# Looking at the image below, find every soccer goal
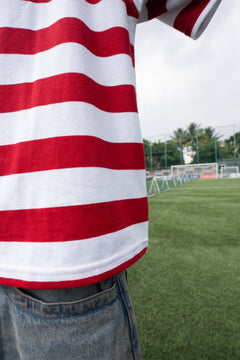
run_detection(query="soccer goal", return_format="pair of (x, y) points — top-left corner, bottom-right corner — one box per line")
(171, 163), (218, 179)
(220, 166), (239, 178)
(146, 176), (160, 197)
(146, 174), (193, 197)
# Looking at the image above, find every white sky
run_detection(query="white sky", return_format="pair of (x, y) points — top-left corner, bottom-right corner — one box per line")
(135, 1), (239, 140)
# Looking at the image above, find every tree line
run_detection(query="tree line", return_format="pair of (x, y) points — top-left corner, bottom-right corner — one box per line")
(144, 122), (240, 170)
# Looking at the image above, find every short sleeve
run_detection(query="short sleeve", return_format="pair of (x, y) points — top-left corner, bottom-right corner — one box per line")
(137, 0), (222, 39)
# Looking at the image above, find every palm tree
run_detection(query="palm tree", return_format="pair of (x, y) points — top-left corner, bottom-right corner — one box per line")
(191, 126), (220, 163)
(184, 122), (203, 147)
(171, 128), (187, 165)
(202, 126), (220, 143)
(171, 128), (186, 143)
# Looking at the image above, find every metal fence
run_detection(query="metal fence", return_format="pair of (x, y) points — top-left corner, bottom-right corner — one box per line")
(144, 123), (240, 174)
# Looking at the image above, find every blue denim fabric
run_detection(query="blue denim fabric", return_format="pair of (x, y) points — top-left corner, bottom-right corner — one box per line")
(0, 272), (142, 360)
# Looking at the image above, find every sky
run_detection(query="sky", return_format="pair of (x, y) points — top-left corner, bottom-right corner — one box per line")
(135, 1), (240, 141)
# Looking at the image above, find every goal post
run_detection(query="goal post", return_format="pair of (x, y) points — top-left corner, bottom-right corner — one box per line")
(220, 166), (239, 178)
(146, 176), (160, 197)
(171, 163), (218, 179)
(146, 174), (193, 197)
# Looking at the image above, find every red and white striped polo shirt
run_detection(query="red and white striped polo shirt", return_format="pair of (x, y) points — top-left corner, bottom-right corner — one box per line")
(0, 0), (221, 289)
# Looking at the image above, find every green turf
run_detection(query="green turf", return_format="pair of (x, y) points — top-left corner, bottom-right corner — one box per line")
(128, 179), (240, 360)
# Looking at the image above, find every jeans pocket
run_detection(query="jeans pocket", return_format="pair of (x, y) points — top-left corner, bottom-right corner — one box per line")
(4, 273), (141, 360)
(15, 285), (101, 303)
(15, 280), (107, 304)
(15, 275), (116, 304)
(8, 276), (116, 319)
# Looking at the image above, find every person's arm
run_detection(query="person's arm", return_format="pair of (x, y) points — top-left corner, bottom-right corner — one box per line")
(136, 0), (222, 39)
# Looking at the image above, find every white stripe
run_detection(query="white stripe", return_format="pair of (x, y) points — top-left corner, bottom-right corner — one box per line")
(0, 43), (135, 86)
(132, 0), (142, 14)
(191, 0), (222, 40)
(0, 168), (147, 211)
(0, 102), (142, 146)
(157, 0), (192, 28)
(0, 0), (136, 43)
(166, 0), (193, 11)
(0, 222), (148, 282)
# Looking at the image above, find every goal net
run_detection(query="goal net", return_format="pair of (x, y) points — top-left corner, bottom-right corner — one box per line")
(220, 166), (239, 178)
(171, 163), (218, 179)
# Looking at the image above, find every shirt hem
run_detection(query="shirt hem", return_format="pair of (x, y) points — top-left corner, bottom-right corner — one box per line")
(0, 247), (147, 290)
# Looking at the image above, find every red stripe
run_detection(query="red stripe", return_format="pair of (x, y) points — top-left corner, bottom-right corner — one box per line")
(0, 197), (148, 242)
(85, 0), (103, 3)
(0, 248), (147, 289)
(22, 0), (101, 2)
(0, 72), (137, 114)
(146, 0), (167, 20)
(174, 0), (211, 37)
(22, 0), (138, 19)
(0, 17), (134, 63)
(22, 0), (52, 2)
(22, 0), (138, 18)
(0, 136), (145, 176)
(121, 0), (139, 18)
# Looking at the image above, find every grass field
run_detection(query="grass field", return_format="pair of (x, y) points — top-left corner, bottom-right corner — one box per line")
(128, 178), (240, 360)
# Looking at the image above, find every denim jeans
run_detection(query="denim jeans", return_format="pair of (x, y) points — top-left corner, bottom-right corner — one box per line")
(0, 271), (142, 360)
